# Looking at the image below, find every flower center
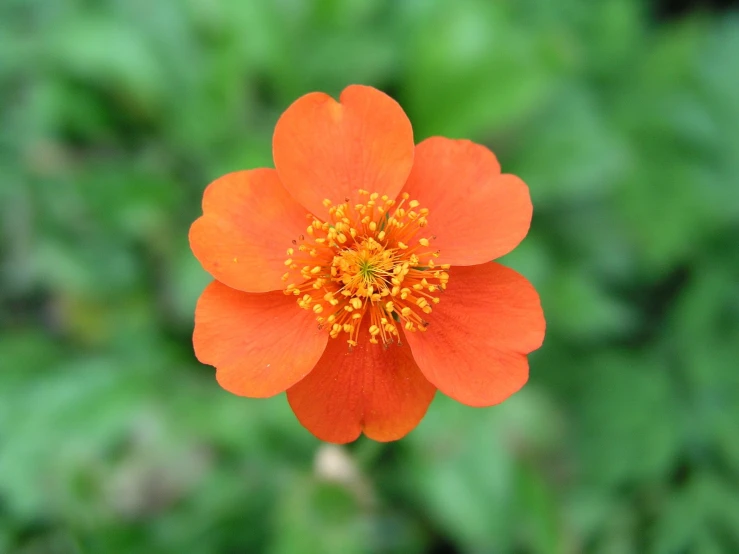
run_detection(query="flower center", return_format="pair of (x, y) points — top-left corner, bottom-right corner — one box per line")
(283, 190), (450, 347)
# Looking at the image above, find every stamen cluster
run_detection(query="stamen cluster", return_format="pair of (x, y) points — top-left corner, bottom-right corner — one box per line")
(283, 191), (450, 347)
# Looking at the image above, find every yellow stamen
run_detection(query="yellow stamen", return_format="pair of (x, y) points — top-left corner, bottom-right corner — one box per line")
(282, 191), (450, 346)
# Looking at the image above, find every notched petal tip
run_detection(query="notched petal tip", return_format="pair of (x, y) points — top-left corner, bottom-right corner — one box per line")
(287, 327), (436, 443)
(401, 137), (533, 266)
(273, 85), (415, 219)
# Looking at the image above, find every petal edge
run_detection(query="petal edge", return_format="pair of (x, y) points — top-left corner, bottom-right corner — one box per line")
(404, 262), (544, 407)
(194, 281), (328, 398)
(273, 85), (415, 218)
(402, 137), (533, 266)
(189, 169), (309, 293)
(287, 327), (436, 443)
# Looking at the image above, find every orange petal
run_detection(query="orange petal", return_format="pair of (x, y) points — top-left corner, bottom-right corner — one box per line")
(194, 281), (327, 398)
(287, 327), (436, 444)
(404, 263), (545, 407)
(189, 169), (309, 293)
(273, 85), (415, 218)
(402, 137), (532, 266)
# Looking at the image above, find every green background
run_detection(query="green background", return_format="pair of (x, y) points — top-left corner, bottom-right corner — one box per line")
(2, 0), (738, 552)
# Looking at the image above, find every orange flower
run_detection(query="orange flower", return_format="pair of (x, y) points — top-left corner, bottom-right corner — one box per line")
(190, 85), (545, 443)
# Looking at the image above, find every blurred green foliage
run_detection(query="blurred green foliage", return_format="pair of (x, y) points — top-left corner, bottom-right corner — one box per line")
(1, 0), (738, 552)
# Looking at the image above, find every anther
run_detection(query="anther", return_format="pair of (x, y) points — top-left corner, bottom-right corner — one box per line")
(283, 190), (449, 346)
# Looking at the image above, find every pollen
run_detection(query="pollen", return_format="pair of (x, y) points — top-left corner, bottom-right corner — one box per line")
(283, 191), (448, 347)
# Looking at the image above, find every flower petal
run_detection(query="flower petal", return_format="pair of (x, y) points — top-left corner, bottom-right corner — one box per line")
(189, 169), (309, 293)
(402, 137), (533, 266)
(404, 263), (545, 407)
(194, 281), (328, 398)
(287, 327), (436, 444)
(273, 85), (415, 218)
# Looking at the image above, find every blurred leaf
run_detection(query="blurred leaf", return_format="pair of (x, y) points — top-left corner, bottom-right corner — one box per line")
(542, 265), (636, 341)
(402, 392), (562, 552)
(613, 18), (737, 273)
(48, 17), (166, 117)
(269, 476), (368, 554)
(652, 474), (739, 554)
(403, 0), (557, 139)
(514, 87), (628, 205)
(577, 353), (681, 487)
(666, 264), (739, 473)
(515, 464), (566, 554)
